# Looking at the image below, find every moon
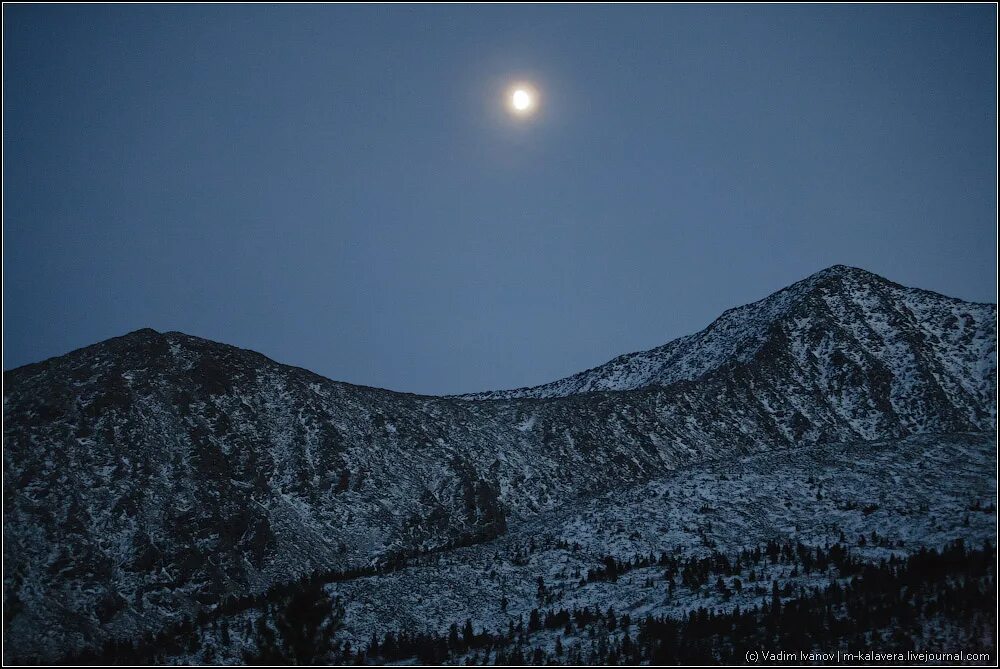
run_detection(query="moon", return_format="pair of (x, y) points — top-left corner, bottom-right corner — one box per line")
(507, 83), (538, 117)
(512, 89), (532, 111)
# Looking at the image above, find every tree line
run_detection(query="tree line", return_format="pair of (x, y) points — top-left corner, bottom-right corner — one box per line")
(59, 538), (994, 665)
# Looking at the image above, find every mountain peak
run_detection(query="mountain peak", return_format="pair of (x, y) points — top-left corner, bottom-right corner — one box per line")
(794, 265), (896, 294)
(464, 266), (995, 402)
(3, 264), (995, 663)
(812, 263), (870, 278)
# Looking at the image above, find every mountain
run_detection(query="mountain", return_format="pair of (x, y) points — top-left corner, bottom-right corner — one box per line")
(465, 266), (995, 418)
(2, 266), (996, 663)
(319, 432), (996, 657)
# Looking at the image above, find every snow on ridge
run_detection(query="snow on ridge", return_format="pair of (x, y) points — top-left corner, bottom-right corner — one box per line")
(460, 265), (997, 404)
(4, 265), (996, 662)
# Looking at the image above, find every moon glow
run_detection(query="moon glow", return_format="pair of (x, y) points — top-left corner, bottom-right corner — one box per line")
(512, 89), (532, 111)
(506, 83), (538, 117)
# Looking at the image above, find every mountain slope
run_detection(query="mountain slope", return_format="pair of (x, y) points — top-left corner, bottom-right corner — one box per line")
(464, 266), (995, 426)
(3, 266), (996, 662)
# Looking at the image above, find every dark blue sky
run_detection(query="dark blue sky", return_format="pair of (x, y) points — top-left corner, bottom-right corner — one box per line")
(4, 5), (996, 394)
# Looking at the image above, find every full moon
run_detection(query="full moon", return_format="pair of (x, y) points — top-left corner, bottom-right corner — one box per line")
(507, 83), (538, 117)
(512, 89), (532, 111)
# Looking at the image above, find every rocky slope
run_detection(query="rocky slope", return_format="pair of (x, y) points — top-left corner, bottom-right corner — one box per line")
(465, 266), (996, 426)
(77, 432), (996, 665)
(2, 265), (996, 662)
(318, 432), (998, 657)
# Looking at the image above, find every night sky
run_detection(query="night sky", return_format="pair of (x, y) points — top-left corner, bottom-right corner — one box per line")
(4, 5), (996, 394)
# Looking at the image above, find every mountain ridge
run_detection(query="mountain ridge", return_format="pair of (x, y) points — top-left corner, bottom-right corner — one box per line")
(461, 264), (997, 402)
(8, 265), (994, 401)
(3, 265), (996, 662)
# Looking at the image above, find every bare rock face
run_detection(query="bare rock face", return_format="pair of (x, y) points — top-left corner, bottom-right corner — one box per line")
(3, 266), (996, 662)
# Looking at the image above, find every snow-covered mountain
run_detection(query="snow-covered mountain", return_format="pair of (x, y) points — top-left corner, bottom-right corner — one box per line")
(465, 266), (995, 416)
(2, 266), (996, 662)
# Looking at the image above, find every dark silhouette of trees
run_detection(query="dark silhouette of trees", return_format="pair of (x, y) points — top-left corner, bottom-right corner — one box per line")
(58, 538), (995, 666)
(246, 581), (343, 664)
